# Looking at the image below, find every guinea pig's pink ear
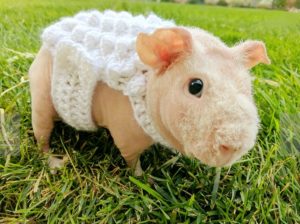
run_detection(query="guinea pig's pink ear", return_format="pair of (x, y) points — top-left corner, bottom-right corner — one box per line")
(136, 28), (191, 70)
(235, 40), (271, 69)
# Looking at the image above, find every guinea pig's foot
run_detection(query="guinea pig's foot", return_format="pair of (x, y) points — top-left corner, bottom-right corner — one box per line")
(134, 159), (143, 176)
(48, 155), (68, 174)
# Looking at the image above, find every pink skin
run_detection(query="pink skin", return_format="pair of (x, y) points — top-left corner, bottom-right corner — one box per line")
(29, 26), (270, 175)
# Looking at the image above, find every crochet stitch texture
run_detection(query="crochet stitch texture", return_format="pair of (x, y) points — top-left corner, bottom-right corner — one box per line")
(41, 10), (175, 146)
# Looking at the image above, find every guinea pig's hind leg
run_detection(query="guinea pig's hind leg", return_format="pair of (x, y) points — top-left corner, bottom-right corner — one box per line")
(30, 47), (67, 174)
(32, 103), (68, 173)
(31, 99), (68, 174)
(29, 47), (55, 153)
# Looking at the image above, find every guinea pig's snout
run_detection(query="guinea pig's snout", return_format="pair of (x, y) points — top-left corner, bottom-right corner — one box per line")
(185, 94), (259, 168)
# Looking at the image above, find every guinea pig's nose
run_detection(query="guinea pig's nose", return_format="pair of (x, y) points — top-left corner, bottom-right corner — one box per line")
(219, 144), (236, 166)
(220, 144), (231, 152)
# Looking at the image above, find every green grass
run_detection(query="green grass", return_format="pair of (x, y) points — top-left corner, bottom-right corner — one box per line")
(0, 0), (299, 223)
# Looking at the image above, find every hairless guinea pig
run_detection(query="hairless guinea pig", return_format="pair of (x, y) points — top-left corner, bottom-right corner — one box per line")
(29, 10), (270, 175)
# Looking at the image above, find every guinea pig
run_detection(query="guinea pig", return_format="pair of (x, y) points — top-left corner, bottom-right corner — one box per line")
(29, 10), (270, 175)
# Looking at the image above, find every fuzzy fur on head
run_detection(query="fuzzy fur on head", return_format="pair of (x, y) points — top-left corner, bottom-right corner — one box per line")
(137, 27), (270, 167)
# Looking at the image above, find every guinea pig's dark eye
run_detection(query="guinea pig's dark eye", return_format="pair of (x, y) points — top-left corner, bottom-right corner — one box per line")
(188, 79), (204, 97)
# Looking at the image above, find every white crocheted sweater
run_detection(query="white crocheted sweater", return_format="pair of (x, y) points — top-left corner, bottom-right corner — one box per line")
(41, 10), (175, 146)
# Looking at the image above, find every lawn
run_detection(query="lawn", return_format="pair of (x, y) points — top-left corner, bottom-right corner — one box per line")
(0, 0), (299, 223)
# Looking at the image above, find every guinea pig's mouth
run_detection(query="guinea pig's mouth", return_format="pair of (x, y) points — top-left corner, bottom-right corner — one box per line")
(187, 144), (248, 168)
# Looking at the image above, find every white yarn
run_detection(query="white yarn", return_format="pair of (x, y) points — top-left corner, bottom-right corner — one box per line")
(41, 10), (174, 146)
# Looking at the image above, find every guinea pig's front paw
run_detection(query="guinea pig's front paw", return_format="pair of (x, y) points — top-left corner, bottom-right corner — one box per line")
(48, 155), (68, 174)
